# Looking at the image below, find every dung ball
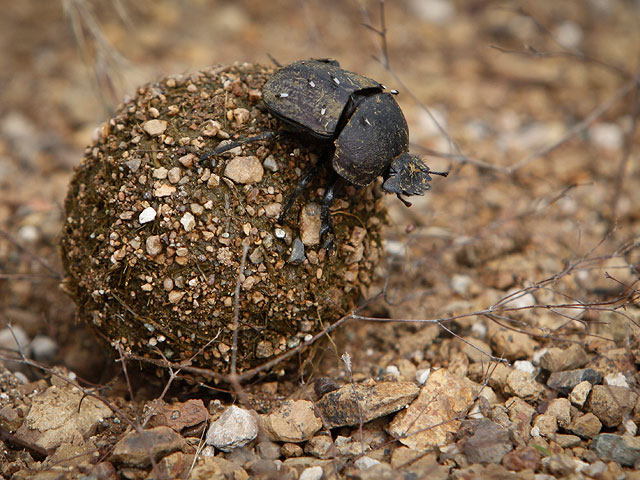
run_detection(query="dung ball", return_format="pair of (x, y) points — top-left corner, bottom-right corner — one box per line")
(60, 63), (386, 374)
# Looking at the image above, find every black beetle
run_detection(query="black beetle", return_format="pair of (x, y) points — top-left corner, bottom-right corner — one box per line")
(262, 59), (448, 207)
(202, 59), (447, 249)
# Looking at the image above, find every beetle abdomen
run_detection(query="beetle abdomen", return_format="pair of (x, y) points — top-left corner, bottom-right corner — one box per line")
(332, 93), (409, 186)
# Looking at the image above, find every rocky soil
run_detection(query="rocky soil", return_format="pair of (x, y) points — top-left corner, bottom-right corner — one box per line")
(1, 1), (639, 479)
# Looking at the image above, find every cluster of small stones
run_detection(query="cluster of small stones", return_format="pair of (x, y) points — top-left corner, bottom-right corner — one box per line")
(4, 341), (640, 479)
(60, 63), (385, 373)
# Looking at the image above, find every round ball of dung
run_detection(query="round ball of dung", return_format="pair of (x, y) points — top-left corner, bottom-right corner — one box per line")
(60, 63), (386, 374)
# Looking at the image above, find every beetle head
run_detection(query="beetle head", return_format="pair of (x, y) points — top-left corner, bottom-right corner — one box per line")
(382, 153), (448, 205)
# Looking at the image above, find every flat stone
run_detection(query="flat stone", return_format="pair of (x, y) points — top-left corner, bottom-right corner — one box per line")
(504, 369), (545, 402)
(463, 418), (513, 463)
(546, 368), (602, 395)
(316, 380), (419, 429)
(299, 465), (323, 480)
(154, 183), (176, 197)
(591, 433), (640, 467)
(13, 384), (113, 452)
(224, 156), (263, 184)
(206, 405), (258, 451)
(540, 344), (588, 372)
(552, 434), (581, 448)
(143, 119), (167, 136)
(568, 412), (601, 439)
(110, 426), (186, 467)
(300, 203), (321, 246)
(388, 369), (475, 450)
(586, 385), (638, 427)
(146, 399), (208, 432)
(262, 400), (322, 443)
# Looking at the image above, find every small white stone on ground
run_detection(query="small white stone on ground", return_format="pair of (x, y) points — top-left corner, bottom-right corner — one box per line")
(143, 119), (167, 136)
(30, 335), (57, 361)
(354, 456), (381, 470)
(513, 360), (536, 374)
(0, 326), (31, 357)
(206, 405), (258, 452)
(180, 212), (196, 232)
(590, 122), (623, 150)
(224, 156), (264, 184)
(415, 368), (431, 385)
(138, 207), (156, 224)
(604, 372), (629, 388)
(450, 274), (472, 295)
(299, 465), (323, 480)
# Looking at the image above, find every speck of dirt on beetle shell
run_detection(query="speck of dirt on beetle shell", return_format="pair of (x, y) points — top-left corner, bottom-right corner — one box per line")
(60, 63), (387, 375)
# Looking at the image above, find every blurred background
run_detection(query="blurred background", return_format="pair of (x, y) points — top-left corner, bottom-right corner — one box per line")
(0, 0), (639, 380)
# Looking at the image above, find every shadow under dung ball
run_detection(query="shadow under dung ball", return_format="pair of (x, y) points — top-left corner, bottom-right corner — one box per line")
(60, 63), (386, 374)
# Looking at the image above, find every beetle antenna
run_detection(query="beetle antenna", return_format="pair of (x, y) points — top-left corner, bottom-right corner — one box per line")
(267, 53), (282, 68)
(429, 170), (449, 177)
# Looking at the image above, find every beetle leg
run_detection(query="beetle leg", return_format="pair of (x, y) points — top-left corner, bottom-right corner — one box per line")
(277, 162), (321, 223)
(320, 176), (339, 252)
(200, 131), (276, 161)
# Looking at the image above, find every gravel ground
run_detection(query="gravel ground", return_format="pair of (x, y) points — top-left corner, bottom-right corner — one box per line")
(1, 1), (639, 479)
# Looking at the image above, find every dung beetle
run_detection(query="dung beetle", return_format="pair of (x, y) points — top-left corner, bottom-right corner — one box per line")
(203, 59), (447, 249)
(262, 59), (448, 208)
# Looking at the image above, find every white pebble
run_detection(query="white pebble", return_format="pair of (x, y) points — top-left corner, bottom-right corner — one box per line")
(138, 207), (157, 224)
(450, 274), (472, 295)
(590, 122), (623, 150)
(30, 335), (58, 361)
(206, 405), (259, 452)
(180, 212), (196, 232)
(354, 456), (381, 470)
(513, 360), (536, 375)
(415, 368), (431, 385)
(299, 466), (323, 480)
(604, 372), (629, 388)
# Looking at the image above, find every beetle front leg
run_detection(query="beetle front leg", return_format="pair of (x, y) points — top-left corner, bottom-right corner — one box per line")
(200, 131), (276, 161)
(277, 162), (321, 223)
(320, 177), (339, 252)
